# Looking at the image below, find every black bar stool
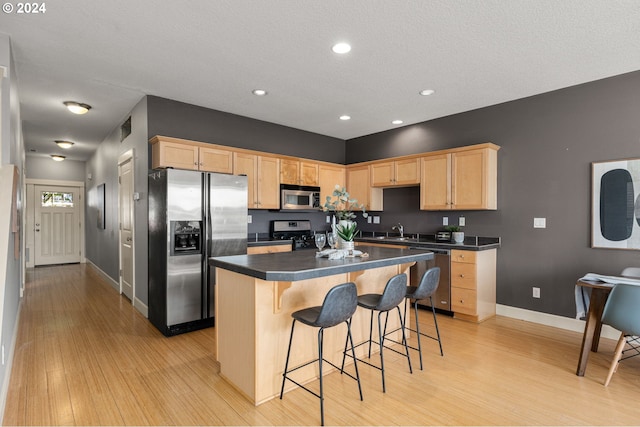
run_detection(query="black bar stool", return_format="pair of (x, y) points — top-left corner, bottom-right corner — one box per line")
(279, 282), (362, 426)
(405, 266), (443, 369)
(384, 267), (444, 369)
(344, 273), (412, 392)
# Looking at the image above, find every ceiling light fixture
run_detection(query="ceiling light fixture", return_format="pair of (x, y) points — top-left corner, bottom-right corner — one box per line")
(252, 89), (267, 96)
(331, 42), (351, 54)
(419, 89), (435, 96)
(392, 120), (404, 125)
(51, 155), (66, 161)
(339, 115), (351, 121)
(55, 140), (75, 149)
(63, 101), (91, 115)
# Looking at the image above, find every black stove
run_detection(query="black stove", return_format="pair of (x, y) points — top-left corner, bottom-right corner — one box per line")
(270, 220), (315, 250)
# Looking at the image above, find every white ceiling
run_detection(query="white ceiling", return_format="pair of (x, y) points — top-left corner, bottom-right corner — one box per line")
(2, 0), (640, 161)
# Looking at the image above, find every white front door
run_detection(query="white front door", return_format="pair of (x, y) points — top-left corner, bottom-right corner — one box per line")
(118, 152), (134, 301)
(34, 185), (81, 266)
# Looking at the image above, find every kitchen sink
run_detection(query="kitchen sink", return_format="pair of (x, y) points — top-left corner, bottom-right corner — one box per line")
(367, 236), (417, 242)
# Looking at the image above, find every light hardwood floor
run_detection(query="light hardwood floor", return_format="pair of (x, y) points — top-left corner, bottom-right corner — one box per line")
(4, 263), (640, 425)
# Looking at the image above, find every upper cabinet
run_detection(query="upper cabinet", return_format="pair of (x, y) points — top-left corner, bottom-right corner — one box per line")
(318, 164), (346, 204)
(233, 153), (280, 209)
(149, 136), (499, 212)
(346, 164), (383, 211)
(150, 137), (233, 173)
(420, 144), (499, 210)
(280, 158), (319, 186)
(370, 158), (420, 187)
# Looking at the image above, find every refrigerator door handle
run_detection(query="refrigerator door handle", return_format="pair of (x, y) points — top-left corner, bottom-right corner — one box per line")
(203, 173), (212, 319)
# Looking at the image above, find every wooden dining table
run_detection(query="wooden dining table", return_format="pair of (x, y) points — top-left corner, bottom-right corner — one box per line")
(575, 279), (614, 376)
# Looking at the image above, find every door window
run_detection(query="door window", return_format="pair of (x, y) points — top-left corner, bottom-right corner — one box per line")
(41, 191), (74, 207)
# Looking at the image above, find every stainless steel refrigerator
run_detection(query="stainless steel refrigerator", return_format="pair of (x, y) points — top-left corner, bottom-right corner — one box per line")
(148, 169), (248, 336)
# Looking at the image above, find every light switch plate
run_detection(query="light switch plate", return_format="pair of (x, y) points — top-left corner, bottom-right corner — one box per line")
(367, 216), (372, 223)
(533, 218), (546, 228)
(443, 217), (448, 226)
(373, 216), (380, 224)
(247, 215), (252, 224)
(459, 216), (465, 227)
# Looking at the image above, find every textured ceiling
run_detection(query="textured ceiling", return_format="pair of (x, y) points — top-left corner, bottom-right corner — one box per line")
(1, 0), (640, 161)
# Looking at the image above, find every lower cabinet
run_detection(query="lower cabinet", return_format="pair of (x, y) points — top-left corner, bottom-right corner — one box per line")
(450, 249), (496, 322)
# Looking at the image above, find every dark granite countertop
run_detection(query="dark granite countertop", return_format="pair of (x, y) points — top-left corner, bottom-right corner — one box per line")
(356, 234), (500, 251)
(210, 245), (434, 282)
(247, 239), (292, 248)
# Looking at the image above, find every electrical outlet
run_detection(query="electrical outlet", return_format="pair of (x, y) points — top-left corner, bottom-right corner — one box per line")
(373, 216), (380, 224)
(533, 218), (546, 228)
(443, 217), (448, 226)
(367, 216), (372, 223)
(532, 287), (540, 298)
(459, 217), (465, 227)
(247, 215), (252, 224)
(326, 215), (331, 223)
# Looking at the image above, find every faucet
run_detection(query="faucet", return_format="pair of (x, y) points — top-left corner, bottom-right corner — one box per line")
(392, 223), (404, 238)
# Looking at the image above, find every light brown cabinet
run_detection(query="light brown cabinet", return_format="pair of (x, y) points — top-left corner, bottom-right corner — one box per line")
(233, 153), (280, 209)
(151, 138), (233, 173)
(318, 164), (346, 206)
(370, 158), (420, 187)
(346, 164), (383, 211)
(450, 249), (496, 322)
(420, 145), (498, 210)
(280, 158), (319, 186)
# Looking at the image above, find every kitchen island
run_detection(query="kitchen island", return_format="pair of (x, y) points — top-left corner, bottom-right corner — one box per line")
(210, 245), (434, 405)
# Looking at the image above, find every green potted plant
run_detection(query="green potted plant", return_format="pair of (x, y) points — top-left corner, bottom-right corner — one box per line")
(445, 225), (464, 243)
(323, 185), (368, 249)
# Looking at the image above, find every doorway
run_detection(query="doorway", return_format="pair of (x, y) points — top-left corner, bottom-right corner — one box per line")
(27, 182), (84, 266)
(118, 150), (135, 302)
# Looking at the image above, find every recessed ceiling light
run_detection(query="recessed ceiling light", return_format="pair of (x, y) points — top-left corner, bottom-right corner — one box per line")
(63, 101), (91, 114)
(419, 89), (435, 96)
(252, 89), (267, 96)
(51, 155), (66, 161)
(339, 115), (351, 121)
(392, 120), (404, 125)
(55, 140), (74, 149)
(331, 42), (351, 54)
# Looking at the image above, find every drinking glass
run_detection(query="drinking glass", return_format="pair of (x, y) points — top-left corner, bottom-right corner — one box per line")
(314, 233), (326, 252)
(327, 233), (336, 249)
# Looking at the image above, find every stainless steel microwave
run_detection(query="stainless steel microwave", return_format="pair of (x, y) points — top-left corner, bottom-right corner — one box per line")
(280, 184), (321, 210)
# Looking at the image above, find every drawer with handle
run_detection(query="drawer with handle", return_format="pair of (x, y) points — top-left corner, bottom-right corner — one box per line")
(451, 287), (477, 315)
(451, 262), (476, 289)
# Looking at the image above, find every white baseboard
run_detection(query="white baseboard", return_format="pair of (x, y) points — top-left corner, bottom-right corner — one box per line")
(497, 304), (620, 340)
(134, 297), (148, 318)
(85, 260), (148, 318)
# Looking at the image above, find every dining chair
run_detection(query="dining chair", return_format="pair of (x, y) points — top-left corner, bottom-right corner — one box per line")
(601, 283), (640, 386)
(621, 267), (640, 278)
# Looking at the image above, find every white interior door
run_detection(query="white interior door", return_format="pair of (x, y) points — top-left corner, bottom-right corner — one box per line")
(34, 185), (81, 265)
(118, 152), (134, 301)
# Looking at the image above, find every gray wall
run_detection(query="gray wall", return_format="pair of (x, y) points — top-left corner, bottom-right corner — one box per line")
(346, 70), (640, 318)
(147, 95), (346, 164)
(85, 97), (148, 307)
(0, 33), (24, 421)
(25, 157), (86, 181)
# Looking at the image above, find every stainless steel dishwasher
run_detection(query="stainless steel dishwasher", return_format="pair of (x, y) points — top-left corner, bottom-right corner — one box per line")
(409, 248), (451, 312)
